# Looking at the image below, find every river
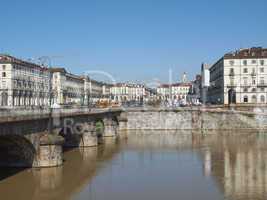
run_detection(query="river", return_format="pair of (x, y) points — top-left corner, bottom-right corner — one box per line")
(1, 132), (267, 200)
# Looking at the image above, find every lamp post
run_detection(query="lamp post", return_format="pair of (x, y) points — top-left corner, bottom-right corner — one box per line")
(38, 56), (53, 134)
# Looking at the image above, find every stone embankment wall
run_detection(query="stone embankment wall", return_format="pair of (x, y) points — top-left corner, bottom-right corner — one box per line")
(126, 108), (267, 130)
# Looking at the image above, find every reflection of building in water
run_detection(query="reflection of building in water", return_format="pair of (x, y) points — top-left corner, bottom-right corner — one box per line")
(223, 148), (267, 199)
(203, 149), (211, 177)
(201, 135), (267, 200)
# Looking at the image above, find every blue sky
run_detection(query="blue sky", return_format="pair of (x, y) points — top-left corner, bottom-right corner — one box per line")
(1, 0), (267, 83)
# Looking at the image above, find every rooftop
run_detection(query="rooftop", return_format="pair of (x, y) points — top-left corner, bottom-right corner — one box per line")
(159, 83), (192, 88)
(224, 47), (267, 59)
(0, 54), (48, 71)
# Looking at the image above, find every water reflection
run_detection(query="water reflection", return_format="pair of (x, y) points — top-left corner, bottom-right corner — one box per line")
(0, 132), (267, 200)
(0, 138), (121, 200)
(197, 133), (267, 200)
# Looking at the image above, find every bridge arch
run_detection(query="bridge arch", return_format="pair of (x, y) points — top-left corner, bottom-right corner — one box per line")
(0, 135), (36, 167)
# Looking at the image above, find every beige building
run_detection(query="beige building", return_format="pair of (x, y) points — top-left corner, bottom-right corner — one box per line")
(0, 54), (50, 107)
(209, 47), (267, 104)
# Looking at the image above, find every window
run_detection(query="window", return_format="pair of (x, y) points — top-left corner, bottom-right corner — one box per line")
(243, 77), (248, 85)
(13, 80), (17, 88)
(243, 60), (247, 65)
(260, 77), (264, 85)
(2, 65), (6, 70)
(229, 60), (234, 66)
(252, 88), (256, 92)
(243, 68), (248, 73)
(260, 60), (265, 66)
(261, 95), (265, 103)
(230, 68), (234, 74)
(2, 81), (6, 88)
(252, 79), (256, 85)
(261, 88), (265, 92)
(230, 77), (234, 86)
(252, 95), (257, 103)
(2, 72), (6, 77)
(260, 67), (264, 73)
(243, 88), (248, 92)
(252, 60), (256, 64)
(243, 96), (248, 103)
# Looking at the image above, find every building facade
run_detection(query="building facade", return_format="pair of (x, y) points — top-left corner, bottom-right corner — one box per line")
(209, 47), (267, 104)
(157, 82), (191, 103)
(89, 79), (104, 102)
(111, 83), (146, 102)
(0, 54), (113, 108)
(0, 55), (50, 107)
(51, 68), (86, 105)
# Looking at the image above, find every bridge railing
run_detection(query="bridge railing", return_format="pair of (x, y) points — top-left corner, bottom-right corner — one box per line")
(0, 107), (123, 120)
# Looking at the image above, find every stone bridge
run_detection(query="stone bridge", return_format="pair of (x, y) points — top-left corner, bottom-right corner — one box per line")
(0, 108), (128, 168)
(1, 106), (267, 168)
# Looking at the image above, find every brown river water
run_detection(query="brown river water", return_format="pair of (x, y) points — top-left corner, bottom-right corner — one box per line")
(1, 132), (267, 200)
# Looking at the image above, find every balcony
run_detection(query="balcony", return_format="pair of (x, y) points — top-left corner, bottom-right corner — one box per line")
(226, 84), (237, 88)
(240, 84), (251, 88)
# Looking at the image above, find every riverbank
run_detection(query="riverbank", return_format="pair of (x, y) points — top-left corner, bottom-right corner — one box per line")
(125, 108), (267, 131)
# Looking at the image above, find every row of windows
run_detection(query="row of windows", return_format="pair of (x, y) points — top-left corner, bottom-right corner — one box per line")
(229, 67), (265, 74)
(243, 87), (266, 92)
(243, 95), (265, 103)
(13, 80), (49, 90)
(229, 78), (266, 86)
(229, 60), (265, 66)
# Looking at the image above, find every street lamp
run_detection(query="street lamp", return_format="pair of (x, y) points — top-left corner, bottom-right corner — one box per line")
(38, 56), (53, 134)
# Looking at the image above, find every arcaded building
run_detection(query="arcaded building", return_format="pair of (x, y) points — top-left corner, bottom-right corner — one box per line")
(0, 54), (50, 107)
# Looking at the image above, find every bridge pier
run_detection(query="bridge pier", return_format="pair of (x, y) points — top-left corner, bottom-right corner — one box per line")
(62, 122), (98, 148)
(79, 122), (98, 147)
(35, 133), (64, 168)
(0, 132), (64, 168)
(117, 112), (128, 138)
(103, 118), (117, 137)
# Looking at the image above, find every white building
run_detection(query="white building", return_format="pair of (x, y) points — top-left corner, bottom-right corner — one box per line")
(111, 83), (146, 102)
(101, 82), (112, 99)
(89, 79), (104, 102)
(51, 69), (112, 105)
(157, 83), (191, 102)
(51, 68), (86, 105)
(0, 54), (50, 107)
(209, 47), (267, 105)
(0, 54), (114, 108)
